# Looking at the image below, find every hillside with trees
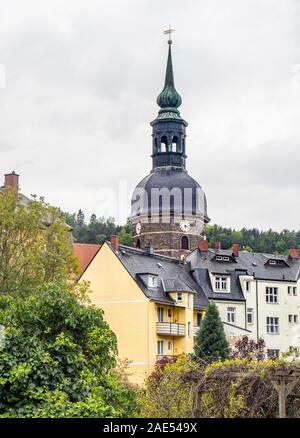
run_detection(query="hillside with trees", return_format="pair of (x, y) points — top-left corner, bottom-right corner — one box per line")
(64, 210), (300, 254)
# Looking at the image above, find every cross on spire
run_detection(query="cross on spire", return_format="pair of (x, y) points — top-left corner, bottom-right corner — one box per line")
(164, 26), (175, 45)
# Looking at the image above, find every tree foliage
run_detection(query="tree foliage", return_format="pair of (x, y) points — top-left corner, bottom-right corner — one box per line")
(0, 188), (78, 296)
(194, 302), (229, 362)
(206, 224), (300, 254)
(65, 211), (300, 255)
(230, 336), (266, 361)
(138, 355), (300, 418)
(0, 284), (137, 418)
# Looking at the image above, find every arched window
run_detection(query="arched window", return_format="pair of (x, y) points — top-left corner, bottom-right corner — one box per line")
(172, 136), (179, 152)
(160, 136), (167, 152)
(136, 238), (141, 249)
(181, 236), (189, 250)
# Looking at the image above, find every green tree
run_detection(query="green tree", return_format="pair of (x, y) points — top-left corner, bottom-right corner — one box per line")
(0, 188), (78, 296)
(119, 220), (133, 246)
(0, 284), (137, 418)
(76, 209), (85, 226)
(194, 302), (229, 362)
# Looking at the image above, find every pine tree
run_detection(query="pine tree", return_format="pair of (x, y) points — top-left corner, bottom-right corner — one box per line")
(76, 209), (85, 226)
(194, 302), (229, 362)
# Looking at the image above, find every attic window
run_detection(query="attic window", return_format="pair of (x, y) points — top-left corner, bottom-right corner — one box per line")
(216, 256), (230, 262)
(269, 260), (276, 265)
(148, 275), (157, 288)
(215, 276), (229, 292)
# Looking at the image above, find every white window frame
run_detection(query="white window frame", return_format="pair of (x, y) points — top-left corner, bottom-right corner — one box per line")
(157, 307), (164, 323)
(266, 317), (279, 334)
(290, 314), (299, 324)
(288, 286), (297, 296)
(267, 349), (280, 358)
(216, 256), (230, 261)
(167, 341), (172, 351)
(247, 308), (254, 325)
(148, 275), (157, 288)
(266, 287), (278, 304)
(157, 341), (164, 355)
(227, 307), (236, 324)
(269, 260), (276, 265)
(215, 276), (229, 292)
(188, 321), (192, 337)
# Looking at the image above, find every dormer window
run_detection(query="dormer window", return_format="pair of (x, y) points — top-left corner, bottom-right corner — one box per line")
(215, 276), (228, 292)
(216, 255), (230, 262)
(266, 258), (288, 267)
(148, 275), (157, 288)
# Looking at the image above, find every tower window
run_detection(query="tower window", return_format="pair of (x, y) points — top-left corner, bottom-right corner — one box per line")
(172, 136), (179, 152)
(160, 136), (167, 152)
(136, 238), (141, 249)
(181, 236), (189, 250)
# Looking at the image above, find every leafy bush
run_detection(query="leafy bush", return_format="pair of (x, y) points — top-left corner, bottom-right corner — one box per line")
(0, 284), (137, 417)
(138, 355), (300, 418)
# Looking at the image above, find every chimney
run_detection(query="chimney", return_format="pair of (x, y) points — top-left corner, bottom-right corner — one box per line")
(144, 243), (154, 255)
(289, 247), (299, 259)
(232, 243), (239, 257)
(215, 240), (221, 250)
(198, 240), (208, 252)
(111, 235), (119, 252)
(4, 171), (19, 190)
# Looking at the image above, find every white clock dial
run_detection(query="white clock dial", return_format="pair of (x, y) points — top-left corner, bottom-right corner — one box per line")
(180, 220), (190, 232)
(136, 222), (141, 235)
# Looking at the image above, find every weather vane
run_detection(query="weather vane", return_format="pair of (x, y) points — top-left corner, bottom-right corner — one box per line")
(164, 25), (175, 44)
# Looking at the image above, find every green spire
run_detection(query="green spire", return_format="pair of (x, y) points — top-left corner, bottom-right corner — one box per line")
(156, 41), (182, 110)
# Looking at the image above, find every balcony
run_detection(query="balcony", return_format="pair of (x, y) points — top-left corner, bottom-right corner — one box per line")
(193, 326), (200, 336)
(156, 355), (175, 362)
(156, 322), (185, 336)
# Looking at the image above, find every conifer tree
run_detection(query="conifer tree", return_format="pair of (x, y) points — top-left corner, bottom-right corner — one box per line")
(194, 302), (229, 362)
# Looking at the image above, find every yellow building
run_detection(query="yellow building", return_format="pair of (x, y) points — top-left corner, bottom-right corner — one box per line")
(79, 237), (207, 385)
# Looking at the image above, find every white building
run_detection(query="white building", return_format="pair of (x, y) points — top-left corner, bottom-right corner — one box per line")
(187, 242), (300, 357)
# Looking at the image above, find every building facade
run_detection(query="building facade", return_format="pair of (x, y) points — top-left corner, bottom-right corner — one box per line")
(78, 237), (300, 383)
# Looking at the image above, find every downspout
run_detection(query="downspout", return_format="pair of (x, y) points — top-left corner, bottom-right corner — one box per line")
(256, 279), (259, 342)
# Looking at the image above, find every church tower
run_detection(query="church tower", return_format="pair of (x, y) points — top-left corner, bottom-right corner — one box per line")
(130, 34), (210, 258)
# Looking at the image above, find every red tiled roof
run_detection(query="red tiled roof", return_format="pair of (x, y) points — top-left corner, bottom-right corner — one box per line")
(74, 243), (101, 275)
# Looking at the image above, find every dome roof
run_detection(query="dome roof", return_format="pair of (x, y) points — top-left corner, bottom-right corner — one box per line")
(130, 168), (209, 220)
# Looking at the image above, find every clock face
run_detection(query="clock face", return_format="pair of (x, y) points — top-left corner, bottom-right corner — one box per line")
(136, 222), (141, 235)
(180, 220), (190, 232)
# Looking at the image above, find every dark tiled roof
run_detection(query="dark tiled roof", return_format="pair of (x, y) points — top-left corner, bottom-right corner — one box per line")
(187, 248), (300, 282)
(186, 248), (300, 302)
(108, 243), (208, 308)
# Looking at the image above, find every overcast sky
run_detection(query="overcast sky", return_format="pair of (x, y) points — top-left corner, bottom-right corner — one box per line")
(0, 0), (299, 230)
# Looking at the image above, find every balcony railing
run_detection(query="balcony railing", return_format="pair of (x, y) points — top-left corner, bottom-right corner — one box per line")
(193, 326), (200, 336)
(156, 322), (185, 336)
(156, 355), (175, 361)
